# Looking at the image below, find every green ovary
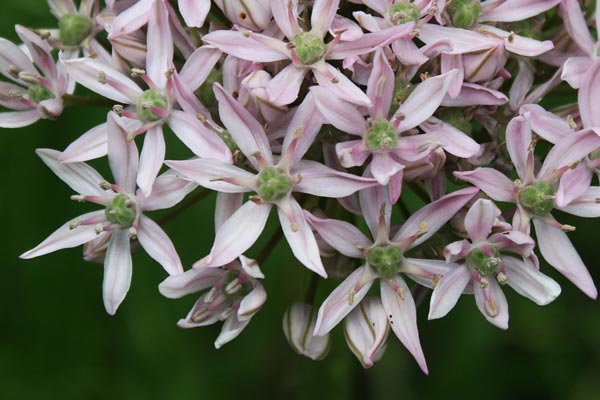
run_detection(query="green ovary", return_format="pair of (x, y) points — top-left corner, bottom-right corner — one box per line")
(136, 89), (169, 123)
(388, 2), (420, 25)
(518, 181), (554, 217)
(59, 14), (93, 46)
(293, 32), (326, 65)
(365, 119), (398, 151)
(467, 246), (500, 276)
(446, 0), (482, 30)
(256, 167), (293, 201)
(367, 245), (403, 279)
(105, 194), (136, 226)
(28, 84), (55, 103)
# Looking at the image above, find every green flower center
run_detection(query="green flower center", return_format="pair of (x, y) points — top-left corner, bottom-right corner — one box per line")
(257, 167), (293, 201)
(136, 89), (169, 123)
(518, 181), (554, 217)
(467, 246), (501, 276)
(27, 84), (55, 103)
(388, 2), (420, 25)
(365, 119), (398, 151)
(58, 14), (93, 46)
(105, 194), (136, 227)
(367, 245), (403, 279)
(446, 0), (482, 30)
(293, 32), (326, 65)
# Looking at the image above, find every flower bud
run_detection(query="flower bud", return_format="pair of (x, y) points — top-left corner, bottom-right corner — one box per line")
(344, 297), (389, 368)
(59, 14), (93, 46)
(283, 303), (331, 360)
(446, 0), (482, 30)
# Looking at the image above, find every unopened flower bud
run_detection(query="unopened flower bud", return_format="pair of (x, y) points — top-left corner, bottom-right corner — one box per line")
(344, 297), (389, 368)
(446, 0), (482, 30)
(283, 303), (331, 360)
(59, 13), (93, 46)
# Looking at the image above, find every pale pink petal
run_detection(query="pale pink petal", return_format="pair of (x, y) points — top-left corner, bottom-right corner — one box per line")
(293, 160), (377, 198)
(137, 126), (165, 196)
(48, 0), (76, 17)
(238, 282), (267, 320)
(107, 113), (139, 192)
(314, 265), (377, 335)
(578, 60), (600, 128)
(327, 22), (416, 59)
(560, 187), (600, 218)
(538, 128), (600, 179)
(359, 180), (390, 239)
(505, 113), (531, 181)
(0, 38), (36, 80)
(454, 169), (514, 203)
(142, 171), (197, 211)
(559, 0), (595, 55)
(277, 198), (326, 277)
(266, 63), (307, 106)
(417, 24), (496, 54)
(336, 140), (371, 168)
(428, 264), (471, 319)
(330, 14), (364, 40)
(146, 0), (173, 88)
(167, 110), (233, 162)
(178, 0), (210, 27)
(556, 164), (592, 208)
(344, 296), (389, 368)
(393, 187), (479, 248)
(502, 256), (561, 305)
(509, 59), (534, 110)
(36, 148), (107, 196)
(103, 230), (133, 315)
(473, 278), (509, 329)
(367, 49), (394, 119)
(20, 211), (105, 259)
(464, 199), (501, 242)
(380, 276), (428, 374)
(137, 215), (182, 275)
(206, 201), (271, 266)
(108, 0), (154, 38)
(59, 122), (108, 163)
(179, 45), (222, 90)
(312, 61), (372, 106)
(441, 83), (508, 107)
(202, 30), (289, 62)
(271, 0), (301, 39)
(420, 118), (481, 158)
(560, 56), (591, 90)
(392, 70), (458, 132)
(214, 83), (273, 167)
(311, 0), (340, 38)
(281, 91), (325, 164)
(166, 158), (254, 193)
(62, 58), (142, 103)
(370, 153), (403, 186)
(304, 211), (372, 258)
(480, 0), (561, 22)
(0, 110), (41, 128)
(478, 25), (554, 56)
(533, 218), (597, 299)
(312, 87), (367, 136)
(158, 267), (224, 298)
(391, 39), (429, 67)
(520, 104), (570, 144)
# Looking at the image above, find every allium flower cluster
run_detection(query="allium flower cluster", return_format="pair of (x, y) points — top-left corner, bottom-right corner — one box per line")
(4, 0), (599, 371)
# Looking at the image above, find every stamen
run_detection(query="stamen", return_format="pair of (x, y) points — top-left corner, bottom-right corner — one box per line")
(94, 223), (104, 234)
(485, 299), (499, 317)
(128, 227), (137, 238)
(98, 71), (107, 84)
(496, 272), (507, 285)
(567, 115), (577, 129)
(479, 277), (489, 288)
(348, 289), (356, 305)
(70, 194), (85, 202)
(69, 220), (80, 230)
(130, 68), (146, 78)
(204, 287), (218, 303)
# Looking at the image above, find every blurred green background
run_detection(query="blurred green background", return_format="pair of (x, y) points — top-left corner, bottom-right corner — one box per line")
(1, 3), (599, 400)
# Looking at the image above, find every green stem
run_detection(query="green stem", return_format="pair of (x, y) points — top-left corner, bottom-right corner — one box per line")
(62, 94), (116, 108)
(255, 227), (283, 265)
(407, 181), (431, 204)
(304, 273), (320, 305)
